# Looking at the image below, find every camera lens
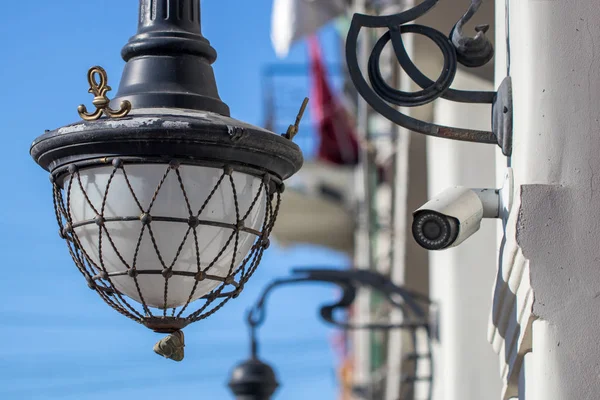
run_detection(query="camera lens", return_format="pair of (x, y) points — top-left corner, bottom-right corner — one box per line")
(412, 211), (459, 250)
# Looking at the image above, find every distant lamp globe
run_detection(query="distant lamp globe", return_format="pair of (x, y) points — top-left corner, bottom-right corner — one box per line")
(30, 0), (304, 359)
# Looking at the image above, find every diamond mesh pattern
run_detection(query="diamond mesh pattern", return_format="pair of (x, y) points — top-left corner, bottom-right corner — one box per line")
(51, 159), (282, 332)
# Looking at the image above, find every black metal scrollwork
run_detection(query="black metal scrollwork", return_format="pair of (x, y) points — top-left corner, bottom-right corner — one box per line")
(346, 0), (512, 156)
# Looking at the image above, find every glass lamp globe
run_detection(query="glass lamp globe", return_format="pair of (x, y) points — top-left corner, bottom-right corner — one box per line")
(66, 163), (267, 309)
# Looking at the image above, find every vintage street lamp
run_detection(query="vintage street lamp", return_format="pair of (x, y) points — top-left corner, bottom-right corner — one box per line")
(30, 0), (305, 360)
(228, 269), (434, 400)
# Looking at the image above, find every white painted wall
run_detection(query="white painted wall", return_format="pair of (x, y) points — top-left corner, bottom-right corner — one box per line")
(501, 0), (600, 398)
(429, 70), (502, 400)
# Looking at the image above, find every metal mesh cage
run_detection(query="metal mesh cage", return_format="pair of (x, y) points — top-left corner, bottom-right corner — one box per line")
(51, 158), (282, 333)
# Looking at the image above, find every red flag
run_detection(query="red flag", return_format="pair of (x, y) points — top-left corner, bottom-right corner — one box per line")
(308, 36), (360, 166)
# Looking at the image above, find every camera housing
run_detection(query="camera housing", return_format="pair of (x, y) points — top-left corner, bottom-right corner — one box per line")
(412, 187), (499, 250)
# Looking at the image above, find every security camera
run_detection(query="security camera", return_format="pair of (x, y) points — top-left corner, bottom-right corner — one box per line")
(412, 186), (500, 250)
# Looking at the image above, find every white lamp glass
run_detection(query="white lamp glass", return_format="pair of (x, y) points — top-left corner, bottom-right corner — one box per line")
(65, 164), (267, 309)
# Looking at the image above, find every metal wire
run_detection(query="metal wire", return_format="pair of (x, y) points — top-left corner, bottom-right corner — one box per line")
(52, 158), (281, 333)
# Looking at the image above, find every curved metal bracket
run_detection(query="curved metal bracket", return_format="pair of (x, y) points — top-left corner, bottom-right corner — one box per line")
(345, 0), (512, 156)
(245, 269), (433, 356)
(246, 269), (431, 336)
(245, 268), (434, 399)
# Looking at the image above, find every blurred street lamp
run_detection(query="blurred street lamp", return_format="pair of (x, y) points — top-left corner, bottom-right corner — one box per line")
(228, 268), (434, 400)
(228, 358), (279, 400)
(30, 0), (305, 360)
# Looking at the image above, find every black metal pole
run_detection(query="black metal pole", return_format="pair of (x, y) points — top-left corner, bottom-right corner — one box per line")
(115, 0), (229, 115)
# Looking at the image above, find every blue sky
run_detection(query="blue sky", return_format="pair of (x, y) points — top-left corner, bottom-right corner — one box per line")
(0, 1), (349, 399)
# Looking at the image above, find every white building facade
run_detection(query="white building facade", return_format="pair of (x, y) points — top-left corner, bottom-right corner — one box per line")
(369, 0), (600, 399)
(491, 0), (600, 399)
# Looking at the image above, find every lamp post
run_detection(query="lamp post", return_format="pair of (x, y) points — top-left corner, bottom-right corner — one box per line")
(30, 0), (305, 360)
(228, 268), (434, 400)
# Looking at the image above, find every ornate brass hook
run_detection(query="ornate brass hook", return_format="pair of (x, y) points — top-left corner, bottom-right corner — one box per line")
(77, 66), (131, 121)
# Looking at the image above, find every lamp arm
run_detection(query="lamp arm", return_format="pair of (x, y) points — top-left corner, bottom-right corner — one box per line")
(246, 269), (433, 357)
(345, 0), (513, 156)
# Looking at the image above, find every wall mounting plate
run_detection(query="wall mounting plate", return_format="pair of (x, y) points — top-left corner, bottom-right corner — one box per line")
(493, 77), (513, 157)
